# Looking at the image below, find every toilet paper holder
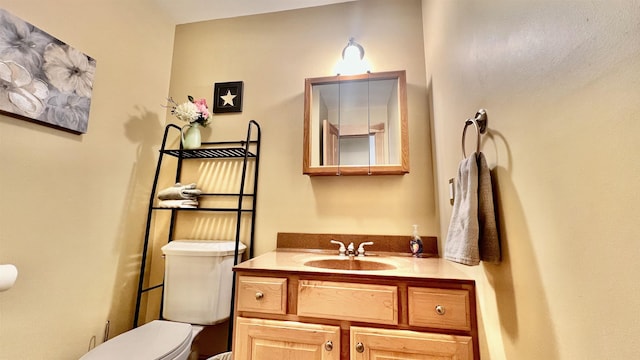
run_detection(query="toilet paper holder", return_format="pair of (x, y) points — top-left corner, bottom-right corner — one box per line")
(0, 264), (18, 292)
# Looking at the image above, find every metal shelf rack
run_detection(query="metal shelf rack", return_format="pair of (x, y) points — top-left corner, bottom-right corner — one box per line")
(132, 120), (261, 346)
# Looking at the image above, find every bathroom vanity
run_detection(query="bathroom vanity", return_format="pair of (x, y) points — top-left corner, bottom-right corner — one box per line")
(231, 234), (479, 359)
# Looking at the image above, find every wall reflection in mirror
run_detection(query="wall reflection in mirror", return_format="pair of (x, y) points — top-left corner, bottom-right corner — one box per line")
(303, 70), (409, 176)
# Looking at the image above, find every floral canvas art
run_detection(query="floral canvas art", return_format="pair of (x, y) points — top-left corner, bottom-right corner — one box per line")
(0, 9), (96, 133)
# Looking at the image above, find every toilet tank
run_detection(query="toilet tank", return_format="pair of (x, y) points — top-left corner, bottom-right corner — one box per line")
(161, 240), (247, 325)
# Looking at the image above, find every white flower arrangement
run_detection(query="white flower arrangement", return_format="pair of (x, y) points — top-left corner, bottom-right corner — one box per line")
(167, 95), (211, 127)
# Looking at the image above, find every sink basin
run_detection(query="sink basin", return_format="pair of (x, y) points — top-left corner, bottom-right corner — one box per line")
(303, 258), (397, 271)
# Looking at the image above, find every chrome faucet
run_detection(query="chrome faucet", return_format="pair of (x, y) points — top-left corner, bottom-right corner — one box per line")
(330, 240), (374, 257)
(346, 242), (356, 257)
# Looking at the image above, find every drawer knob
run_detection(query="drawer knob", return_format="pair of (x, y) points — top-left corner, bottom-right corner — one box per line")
(435, 304), (446, 315)
(255, 292), (264, 300)
(324, 340), (333, 351)
(355, 342), (365, 353)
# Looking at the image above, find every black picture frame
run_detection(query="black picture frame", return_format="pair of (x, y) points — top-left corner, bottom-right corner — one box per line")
(212, 81), (243, 113)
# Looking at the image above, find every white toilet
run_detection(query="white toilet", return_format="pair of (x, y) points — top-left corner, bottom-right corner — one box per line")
(81, 240), (246, 360)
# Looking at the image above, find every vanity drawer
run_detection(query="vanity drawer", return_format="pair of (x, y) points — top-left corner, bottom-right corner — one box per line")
(237, 276), (287, 314)
(408, 287), (471, 331)
(297, 280), (398, 325)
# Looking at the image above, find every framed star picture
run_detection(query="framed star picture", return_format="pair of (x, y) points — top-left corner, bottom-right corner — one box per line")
(212, 81), (243, 113)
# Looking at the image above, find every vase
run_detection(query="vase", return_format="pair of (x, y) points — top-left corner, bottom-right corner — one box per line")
(181, 123), (201, 149)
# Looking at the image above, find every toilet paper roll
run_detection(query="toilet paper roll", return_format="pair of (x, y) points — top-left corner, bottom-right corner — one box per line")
(0, 264), (18, 292)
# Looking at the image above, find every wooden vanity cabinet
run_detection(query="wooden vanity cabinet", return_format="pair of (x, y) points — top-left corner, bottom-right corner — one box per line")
(232, 272), (479, 360)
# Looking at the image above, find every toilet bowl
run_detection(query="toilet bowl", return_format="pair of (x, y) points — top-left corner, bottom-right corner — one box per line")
(81, 240), (246, 360)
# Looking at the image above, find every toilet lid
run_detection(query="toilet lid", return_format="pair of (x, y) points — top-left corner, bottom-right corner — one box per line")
(80, 320), (192, 360)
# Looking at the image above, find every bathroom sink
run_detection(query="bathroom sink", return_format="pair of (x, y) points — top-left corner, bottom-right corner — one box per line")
(303, 258), (397, 271)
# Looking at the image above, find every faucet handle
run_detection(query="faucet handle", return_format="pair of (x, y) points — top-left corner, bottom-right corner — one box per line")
(357, 242), (374, 256)
(330, 240), (346, 256)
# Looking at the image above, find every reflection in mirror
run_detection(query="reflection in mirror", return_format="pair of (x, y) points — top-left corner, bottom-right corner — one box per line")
(304, 70), (409, 176)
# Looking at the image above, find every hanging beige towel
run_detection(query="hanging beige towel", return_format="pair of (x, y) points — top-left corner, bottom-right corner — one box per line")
(477, 152), (500, 263)
(157, 182), (202, 200)
(445, 153), (480, 265)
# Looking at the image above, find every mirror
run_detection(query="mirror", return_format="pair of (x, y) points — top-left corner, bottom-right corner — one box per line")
(303, 70), (409, 176)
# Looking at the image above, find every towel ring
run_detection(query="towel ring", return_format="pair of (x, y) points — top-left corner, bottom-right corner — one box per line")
(461, 109), (488, 158)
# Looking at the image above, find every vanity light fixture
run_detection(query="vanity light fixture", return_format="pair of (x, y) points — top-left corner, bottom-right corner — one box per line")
(335, 37), (371, 75)
(342, 37), (364, 61)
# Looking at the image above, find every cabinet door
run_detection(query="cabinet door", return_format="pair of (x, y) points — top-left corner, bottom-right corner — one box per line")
(350, 326), (473, 360)
(234, 317), (340, 360)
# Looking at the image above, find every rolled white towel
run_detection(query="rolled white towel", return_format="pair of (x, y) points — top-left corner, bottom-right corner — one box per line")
(158, 183), (202, 200)
(157, 199), (198, 209)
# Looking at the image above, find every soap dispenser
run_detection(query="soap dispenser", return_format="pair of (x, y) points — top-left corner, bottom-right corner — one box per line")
(410, 224), (423, 257)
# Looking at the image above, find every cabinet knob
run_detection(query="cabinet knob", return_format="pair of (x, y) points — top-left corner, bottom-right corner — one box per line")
(255, 292), (264, 300)
(324, 340), (333, 351)
(435, 304), (446, 315)
(355, 342), (365, 353)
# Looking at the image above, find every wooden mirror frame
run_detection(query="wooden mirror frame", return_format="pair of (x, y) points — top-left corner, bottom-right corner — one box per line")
(303, 70), (409, 176)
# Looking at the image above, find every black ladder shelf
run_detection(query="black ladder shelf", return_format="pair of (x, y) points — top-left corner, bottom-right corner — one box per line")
(133, 120), (261, 340)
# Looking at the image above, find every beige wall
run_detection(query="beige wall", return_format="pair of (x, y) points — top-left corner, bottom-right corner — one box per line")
(168, 0), (436, 257)
(0, 1), (175, 359)
(423, 0), (640, 359)
(5, 1), (636, 359)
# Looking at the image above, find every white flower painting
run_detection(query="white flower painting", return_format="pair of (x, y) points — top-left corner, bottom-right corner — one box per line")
(0, 8), (96, 133)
